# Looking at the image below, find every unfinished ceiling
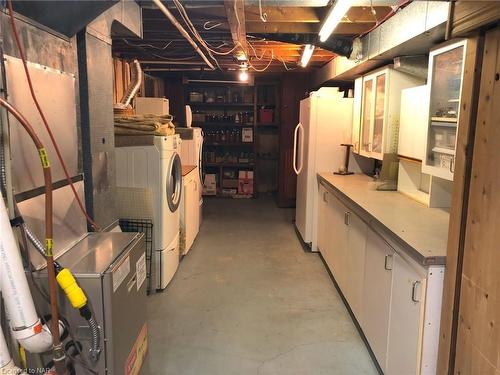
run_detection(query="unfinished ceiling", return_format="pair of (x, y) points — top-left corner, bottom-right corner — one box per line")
(112, 0), (396, 73)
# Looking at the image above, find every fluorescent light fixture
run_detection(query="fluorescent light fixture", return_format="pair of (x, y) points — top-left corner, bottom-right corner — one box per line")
(300, 44), (315, 67)
(318, 0), (354, 42)
(239, 70), (249, 82)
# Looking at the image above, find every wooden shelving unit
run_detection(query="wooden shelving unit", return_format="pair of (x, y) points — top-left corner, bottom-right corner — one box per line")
(185, 80), (280, 198)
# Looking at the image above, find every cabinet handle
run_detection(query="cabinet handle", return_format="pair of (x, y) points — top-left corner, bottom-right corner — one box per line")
(412, 280), (421, 303)
(344, 211), (351, 225)
(449, 156), (455, 173)
(384, 254), (393, 270)
(323, 191), (328, 202)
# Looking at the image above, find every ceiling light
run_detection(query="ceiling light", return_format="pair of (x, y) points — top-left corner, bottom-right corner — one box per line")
(239, 70), (249, 82)
(318, 0), (354, 42)
(300, 44), (315, 68)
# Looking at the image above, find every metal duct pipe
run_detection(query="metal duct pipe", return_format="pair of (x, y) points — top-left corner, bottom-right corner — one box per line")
(0, 190), (61, 354)
(152, 0), (215, 70)
(118, 59), (143, 108)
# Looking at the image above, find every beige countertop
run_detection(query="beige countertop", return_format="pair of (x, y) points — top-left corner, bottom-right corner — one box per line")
(318, 173), (450, 266)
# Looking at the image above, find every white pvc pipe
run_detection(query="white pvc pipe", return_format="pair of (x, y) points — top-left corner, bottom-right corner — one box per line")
(0, 326), (10, 370)
(0, 191), (54, 354)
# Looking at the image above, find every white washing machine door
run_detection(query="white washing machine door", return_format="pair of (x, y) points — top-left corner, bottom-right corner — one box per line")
(166, 153), (182, 212)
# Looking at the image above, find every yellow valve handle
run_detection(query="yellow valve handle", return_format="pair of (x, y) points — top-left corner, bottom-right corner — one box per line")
(56, 268), (87, 309)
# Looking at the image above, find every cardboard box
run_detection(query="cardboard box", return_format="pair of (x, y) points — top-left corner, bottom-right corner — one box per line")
(238, 171), (254, 195)
(259, 109), (274, 123)
(242, 128), (253, 143)
(203, 174), (217, 195)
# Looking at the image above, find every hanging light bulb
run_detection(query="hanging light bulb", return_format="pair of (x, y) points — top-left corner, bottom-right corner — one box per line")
(239, 70), (249, 81)
(239, 63), (249, 81)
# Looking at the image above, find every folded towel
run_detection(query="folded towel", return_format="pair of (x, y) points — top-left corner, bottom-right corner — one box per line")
(114, 114), (175, 136)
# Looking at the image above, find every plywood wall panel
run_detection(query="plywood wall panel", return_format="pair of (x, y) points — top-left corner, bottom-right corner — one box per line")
(437, 35), (484, 374)
(454, 26), (500, 374)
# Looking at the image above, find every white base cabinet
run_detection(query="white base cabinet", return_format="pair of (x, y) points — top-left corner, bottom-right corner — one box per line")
(318, 181), (444, 374)
(362, 229), (394, 373)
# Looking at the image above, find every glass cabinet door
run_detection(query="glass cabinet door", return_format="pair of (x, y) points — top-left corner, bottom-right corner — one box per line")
(372, 74), (386, 155)
(361, 78), (373, 154)
(426, 43), (465, 179)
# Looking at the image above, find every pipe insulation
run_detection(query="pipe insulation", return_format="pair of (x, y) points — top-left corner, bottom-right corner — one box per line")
(152, 0), (215, 70)
(0, 190), (56, 354)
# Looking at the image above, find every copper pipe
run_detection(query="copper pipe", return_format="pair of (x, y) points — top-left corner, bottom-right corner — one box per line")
(0, 98), (66, 374)
(6, 0), (100, 232)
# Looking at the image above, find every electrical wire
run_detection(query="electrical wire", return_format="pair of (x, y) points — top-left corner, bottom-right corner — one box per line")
(203, 21), (222, 30)
(249, 49), (274, 72)
(122, 39), (173, 51)
(6, 0), (100, 232)
(171, 0), (222, 69)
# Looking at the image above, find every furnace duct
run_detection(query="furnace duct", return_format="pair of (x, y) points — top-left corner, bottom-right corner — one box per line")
(116, 59), (143, 109)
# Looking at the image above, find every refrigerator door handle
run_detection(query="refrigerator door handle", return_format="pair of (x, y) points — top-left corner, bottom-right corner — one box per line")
(297, 123), (304, 174)
(293, 122), (301, 175)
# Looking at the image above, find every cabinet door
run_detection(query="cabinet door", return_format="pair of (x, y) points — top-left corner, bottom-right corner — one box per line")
(324, 193), (348, 289)
(386, 253), (425, 375)
(352, 77), (363, 154)
(317, 184), (329, 253)
(362, 229), (394, 372)
(398, 85), (429, 160)
(423, 40), (466, 181)
(371, 73), (386, 159)
(345, 211), (368, 322)
(360, 77), (374, 157)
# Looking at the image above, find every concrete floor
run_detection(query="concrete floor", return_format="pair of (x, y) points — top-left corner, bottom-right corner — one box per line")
(146, 196), (378, 375)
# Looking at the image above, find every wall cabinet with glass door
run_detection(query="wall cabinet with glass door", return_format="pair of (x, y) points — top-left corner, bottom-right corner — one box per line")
(422, 40), (467, 181)
(356, 66), (423, 160)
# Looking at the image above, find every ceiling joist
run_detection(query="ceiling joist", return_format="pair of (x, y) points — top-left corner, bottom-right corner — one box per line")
(224, 0), (248, 58)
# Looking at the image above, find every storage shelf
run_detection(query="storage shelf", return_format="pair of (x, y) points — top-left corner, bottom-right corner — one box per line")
(194, 122), (254, 127)
(431, 116), (458, 123)
(188, 102), (254, 107)
(205, 142), (254, 147)
(432, 147), (455, 155)
(257, 123), (279, 128)
(204, 162), (255, 168)
(430, 121), (457, 128)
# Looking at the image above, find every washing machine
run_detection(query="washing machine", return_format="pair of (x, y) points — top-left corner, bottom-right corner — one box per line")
(115, 134), (182, 290)
(178, 127), (204, 218)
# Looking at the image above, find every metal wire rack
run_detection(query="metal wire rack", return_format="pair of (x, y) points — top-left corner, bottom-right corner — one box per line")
(118, 219), (154, 295)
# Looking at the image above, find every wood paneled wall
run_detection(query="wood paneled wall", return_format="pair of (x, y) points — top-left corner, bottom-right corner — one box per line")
(437, 34), (484, 374)
(277, 73), (309, 207)
(438, 26), (500, 374)
(454, 26), (500, 375)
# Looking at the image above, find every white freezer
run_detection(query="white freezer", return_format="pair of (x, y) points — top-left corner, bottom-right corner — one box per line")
(294, 88), (367, 251)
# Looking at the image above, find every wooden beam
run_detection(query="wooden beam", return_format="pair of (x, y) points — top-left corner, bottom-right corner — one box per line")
(245, 6), (320, 23)
(224, 0), (248, 57)
(246, 21), (372, 34)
